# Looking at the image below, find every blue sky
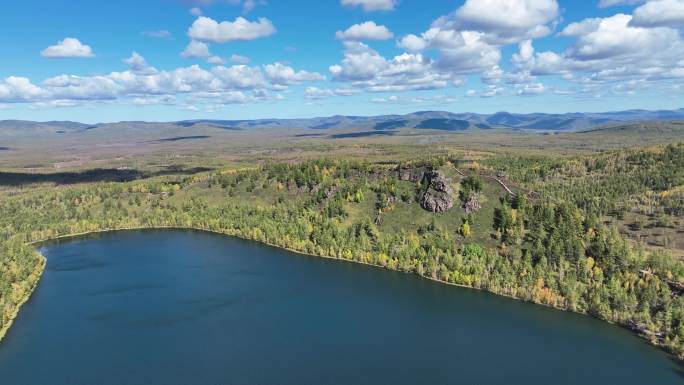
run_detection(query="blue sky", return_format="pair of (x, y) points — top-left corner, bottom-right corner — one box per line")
(0, 0), (683, 122)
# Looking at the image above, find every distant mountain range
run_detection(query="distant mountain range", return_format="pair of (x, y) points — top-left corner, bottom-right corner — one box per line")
(2, 108), (684, 136)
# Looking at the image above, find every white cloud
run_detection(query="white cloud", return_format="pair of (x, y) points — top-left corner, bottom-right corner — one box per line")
(187, 16), (276, 43)
(41, 38), (94, 58)
(397, 29), (502, 74)
(480, 85), (505, 97)
(465, 85), (507, 98)
(190, 7), (202, 16)
(305, 87), (334, 99)
(181, 41), (229, 66)
(560, 14), (682, 62)
(372, 95), (398, 103)
(397, 34), (428, 52)
(304, 86), (358, 99)
(341, 0), (396, 12)
(631, 0), (684, 28)
(333, 0), (684, 100)
(482, 66), (504, 84)
(230, 54), (250, 64)
(0, 77), (46, 102)
(435, 0), (560, 44)
(394, 0), (555, 77)
(506, 13), (684, 98)
(181, 40), (211, 59)
(212, 65), (266, 89)
(132, 95), (176, 106)
(372, 94), (457, 104)
(516, 82), (546, 95)
(434, 31), (502, 73)
(512, 40), (535, 67)
(329, 42), (458, 92)
(207, 56), (226, 65)
(335, 21), (393, 41)
(123, 52), (158, 75)
(264, 62), (325, 85)
(0, 55), (325, 107)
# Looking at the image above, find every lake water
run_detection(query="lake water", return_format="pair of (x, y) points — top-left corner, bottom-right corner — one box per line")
(0, 230), (682, 385)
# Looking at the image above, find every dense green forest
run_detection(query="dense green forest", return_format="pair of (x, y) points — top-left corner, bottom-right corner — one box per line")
(1, 144), (684, 359)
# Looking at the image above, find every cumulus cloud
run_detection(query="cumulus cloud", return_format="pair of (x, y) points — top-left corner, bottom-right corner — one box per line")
(0, 53), (324, 107)
(0, 77), (46, 102)
(515, 82), (546, 95)
(397, 34), (428, 52)
(502, 12), (684, 97)
(304, 87), (358, 99)
(371, 95), (399, 103)
(329, 42), (460, 92)
(264, 62), (325, 86)
(480, 85), (505, 98)
(207, 56), (226, 65)
(210, 65), (265, 89)
(199, 0), (684, 102)
(434, 31), (502, 73)
(560, 14), (682, 62)
(435, 0), (560, 44)
(230, 54), (250, 64)
(124, 52), (158, 75)
(481, 65), (504, 85)
(393, 0), (557, 81)
(398, 29), (501, 73)
(341, 0), (396, 12)
(41, 38), (94, 58)
(335, 21), (393, 41)
(180, 40), (227, 65)
(181, 40), (211, 59)
(631, 0), (684, 28)
(187, 16), (276, 43)
(464, 85), (506, 98)
(372, 94), (457, 104)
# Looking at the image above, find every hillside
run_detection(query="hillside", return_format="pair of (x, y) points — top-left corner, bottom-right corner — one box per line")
(1, 144), (683, 360)
(2, 108), (684, 138)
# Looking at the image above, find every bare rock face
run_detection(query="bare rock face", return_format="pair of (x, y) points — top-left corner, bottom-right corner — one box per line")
(425, 171), (454, 194)
(420, 171), (454, 213)
(398, 167), (428, 183)
(463, 196), (482, 214)
(421, 190), (454, 213)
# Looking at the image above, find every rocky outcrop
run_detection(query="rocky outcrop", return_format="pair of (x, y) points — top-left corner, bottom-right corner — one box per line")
(396, 167), (455, 213)
(463, 196), (482, 214)
(420, 171), (454, 213)
(398, 167), (428, 183)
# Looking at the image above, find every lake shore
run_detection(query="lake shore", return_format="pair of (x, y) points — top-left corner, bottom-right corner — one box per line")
(0, 224), (673, 362)
(0, 254), (45, 343)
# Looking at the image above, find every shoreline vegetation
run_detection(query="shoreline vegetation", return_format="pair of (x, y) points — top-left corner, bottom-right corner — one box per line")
(0, 225), (588, 340)
(1, 145), (684, 361)
(0, 254), (43, 342)
(0, 223), (676, 358)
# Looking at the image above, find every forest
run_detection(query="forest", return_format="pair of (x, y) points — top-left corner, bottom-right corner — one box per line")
(1, 143), (684, 359)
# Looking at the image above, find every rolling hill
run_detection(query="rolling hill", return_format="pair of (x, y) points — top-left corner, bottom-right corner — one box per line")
(2, 108), (684, 137)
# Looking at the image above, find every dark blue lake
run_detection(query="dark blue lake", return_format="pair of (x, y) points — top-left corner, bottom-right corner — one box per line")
(0, 230), (682, 384)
